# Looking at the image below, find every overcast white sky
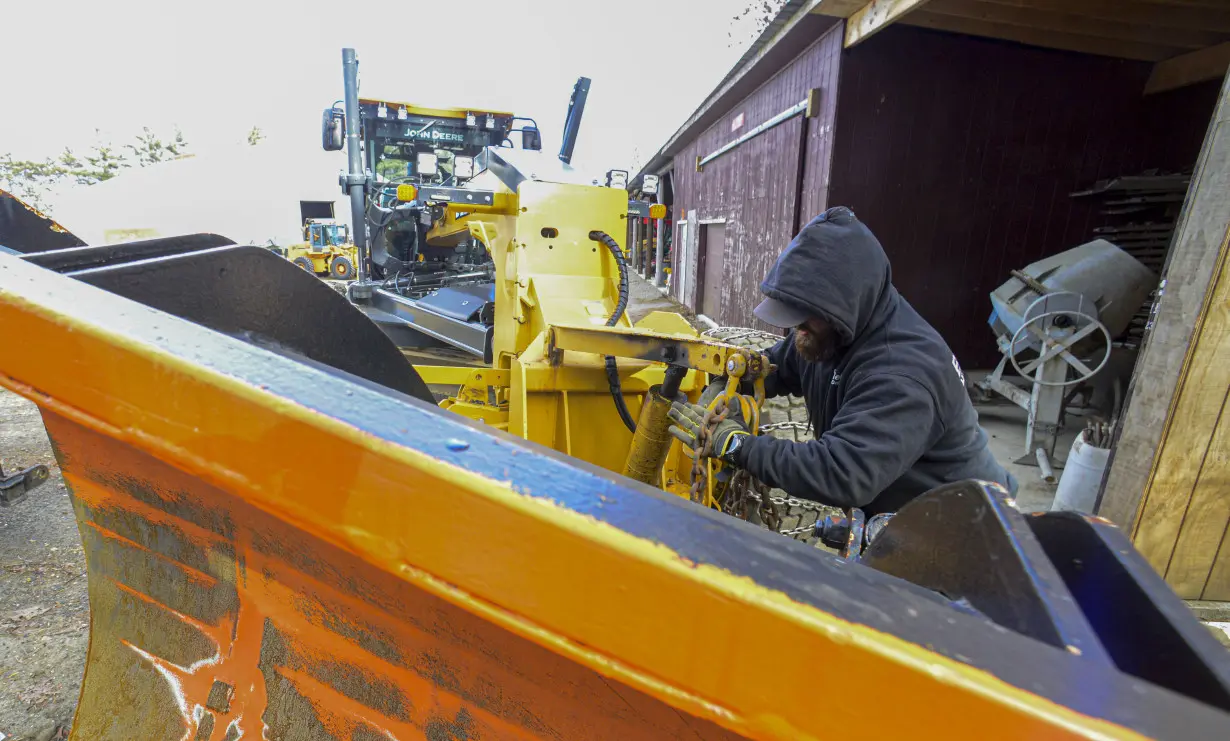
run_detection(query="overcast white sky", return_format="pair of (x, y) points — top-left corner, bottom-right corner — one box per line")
(3, 0), (768, 182)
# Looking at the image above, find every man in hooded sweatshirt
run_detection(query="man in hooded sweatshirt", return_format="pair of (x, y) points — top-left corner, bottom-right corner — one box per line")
(668, 206), (1014, 516)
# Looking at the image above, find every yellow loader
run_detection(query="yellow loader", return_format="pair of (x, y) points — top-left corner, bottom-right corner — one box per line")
(283, 218), (357, 279)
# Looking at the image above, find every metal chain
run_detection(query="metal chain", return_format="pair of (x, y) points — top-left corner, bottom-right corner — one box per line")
(738, 489), (827, 512)
(778, 522), (820, 538)
(757, 421), (811, 434)
(685, 391), (824, 538)
(722, 468), (779, 532)
(692, 327), (824, 539)
(701, 326), (783, 345)
(687, 396), (779, 528)
(688, 397), (729, 504)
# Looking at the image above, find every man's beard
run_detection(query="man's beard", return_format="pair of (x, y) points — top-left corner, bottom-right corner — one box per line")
(794, 324), (839, 363)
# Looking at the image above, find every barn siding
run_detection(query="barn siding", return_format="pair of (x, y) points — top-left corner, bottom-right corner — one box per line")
(671, 20), (844, 325)
(828, 26), (1215, 367)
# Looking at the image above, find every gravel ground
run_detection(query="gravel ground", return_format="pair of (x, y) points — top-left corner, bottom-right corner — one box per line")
(0, 389), (85, 740)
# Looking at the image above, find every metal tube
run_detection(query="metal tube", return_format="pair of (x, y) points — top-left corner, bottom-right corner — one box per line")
(697, 99), (807, 170)
(342, 48), (369, 283)
(660, 365), (687, 399)
(654, 188), (666, 287)
(1036, 447), (1057, 484)
(622, 384), (681, 485)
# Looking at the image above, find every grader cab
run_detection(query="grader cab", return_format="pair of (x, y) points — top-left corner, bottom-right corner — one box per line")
(2, 48), (1230, 738)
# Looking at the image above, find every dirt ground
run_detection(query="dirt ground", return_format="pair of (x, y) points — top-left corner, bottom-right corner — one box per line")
(0, 389), (84, 740)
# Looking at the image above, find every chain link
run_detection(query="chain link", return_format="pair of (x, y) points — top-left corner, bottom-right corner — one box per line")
(701, 326), (783, 345)
(687, 397), (729, 505)
(778, 522), (820, 537)
(757, 421), (811, 434)
(739, 489), (827, 512)
(683, 398), (825, 535)
(690, 328), (830, 539)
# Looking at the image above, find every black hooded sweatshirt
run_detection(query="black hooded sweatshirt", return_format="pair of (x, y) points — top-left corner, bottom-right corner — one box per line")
(733, 207), (1011, 515)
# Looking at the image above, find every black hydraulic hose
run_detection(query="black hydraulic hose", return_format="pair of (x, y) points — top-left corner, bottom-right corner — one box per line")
(590, 230), (637, 433)
(590, 230), (630, 325)
(604, 356), (636, 433)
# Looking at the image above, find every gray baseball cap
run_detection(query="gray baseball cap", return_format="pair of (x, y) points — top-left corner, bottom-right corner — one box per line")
(753, 296), (810, 329)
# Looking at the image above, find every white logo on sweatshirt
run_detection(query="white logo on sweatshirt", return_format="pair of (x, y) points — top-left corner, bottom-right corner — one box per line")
(831, 370), (841, 385)
(951, 354), (965, 385)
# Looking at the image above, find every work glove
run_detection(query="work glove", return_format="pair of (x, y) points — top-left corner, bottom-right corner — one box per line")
(668, 400), (750, 464)
(702, 375), (761, 405)
(699, 377), (727, 407)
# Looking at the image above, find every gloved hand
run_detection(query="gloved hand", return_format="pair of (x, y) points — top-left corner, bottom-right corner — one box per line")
(668, 400), (750, 464)
(699, 377), (727, 407)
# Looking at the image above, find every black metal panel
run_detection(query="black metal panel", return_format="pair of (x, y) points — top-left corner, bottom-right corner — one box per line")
(0, 189), (87, 253)
(22, 234), (233, 272)
(1028, 511), (1230, 710)
(478, 147), (528, 194)
(558, 77), (590, 165)
(417, 285), (493, 323)
(365, 287), (493, 361)
(861, 480), (1111, 663)
(65, 242), (433, 403)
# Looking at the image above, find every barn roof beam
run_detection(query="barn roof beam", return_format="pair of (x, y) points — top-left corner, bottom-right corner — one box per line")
(1146, 42), (1230, 95)
(843, 0), (933, 47)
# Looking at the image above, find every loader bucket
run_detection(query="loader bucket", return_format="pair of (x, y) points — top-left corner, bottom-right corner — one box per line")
(3, 251), (1230, 739)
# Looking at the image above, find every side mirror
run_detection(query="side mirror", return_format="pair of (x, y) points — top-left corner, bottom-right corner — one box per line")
(322, 108), (344, 151)
(521, 125), (542, 151)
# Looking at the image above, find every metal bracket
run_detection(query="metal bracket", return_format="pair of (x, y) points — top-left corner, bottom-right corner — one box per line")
(418, 186), (496, 207)
(817, 509), (866, 562)
(0, 463), (50, 506)
(861, 480), (1111, 661)
(1027, 511), (1230, 710)
(546, 324), (770, 379)
(417, 187), (518, 218)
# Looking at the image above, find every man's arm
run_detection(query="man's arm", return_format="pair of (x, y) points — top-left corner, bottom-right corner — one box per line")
(762, 332), (801, 399)
(734, 372), (943, 509)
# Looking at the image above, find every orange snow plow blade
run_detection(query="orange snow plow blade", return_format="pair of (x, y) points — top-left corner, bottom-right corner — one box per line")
(3, 250), (1230, 740)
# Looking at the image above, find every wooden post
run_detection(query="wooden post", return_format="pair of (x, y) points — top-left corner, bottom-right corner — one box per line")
(1098, 71), (1230, 599)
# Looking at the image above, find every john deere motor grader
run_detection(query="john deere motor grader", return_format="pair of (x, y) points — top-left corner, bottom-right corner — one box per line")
(321, 49), (538, 358)
(4, 58), (1230, 741)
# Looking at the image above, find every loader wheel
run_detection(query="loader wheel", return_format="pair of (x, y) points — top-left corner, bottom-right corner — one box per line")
(703, 326), (841, 546)
(330, 255), (355, 280)
(293, 256), (316, 273)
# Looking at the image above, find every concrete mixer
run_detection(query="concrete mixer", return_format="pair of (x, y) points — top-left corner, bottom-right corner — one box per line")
(976, 239), (1158, 469)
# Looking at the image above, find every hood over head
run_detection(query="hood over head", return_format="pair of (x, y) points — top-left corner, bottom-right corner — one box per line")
(755, 206), (897, 345)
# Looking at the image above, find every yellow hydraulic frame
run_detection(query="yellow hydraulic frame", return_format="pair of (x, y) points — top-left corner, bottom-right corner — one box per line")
(409, 158), (768, 497)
